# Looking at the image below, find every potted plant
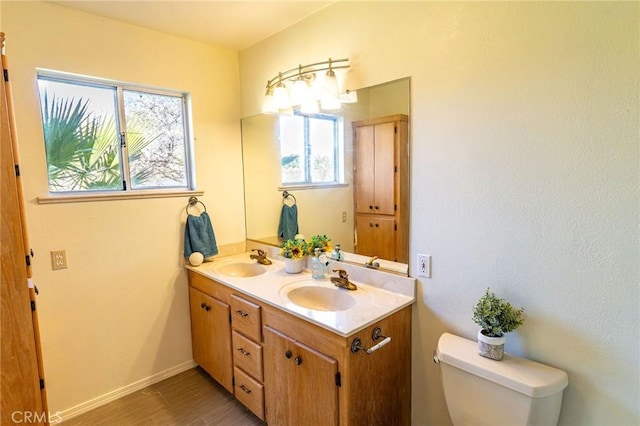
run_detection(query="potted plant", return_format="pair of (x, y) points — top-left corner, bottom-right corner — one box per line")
(279, 238), (307, 273)
(472, 288), (525, 360)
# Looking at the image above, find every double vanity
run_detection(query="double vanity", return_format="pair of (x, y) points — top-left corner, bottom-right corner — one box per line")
(185, 246), (415, 425)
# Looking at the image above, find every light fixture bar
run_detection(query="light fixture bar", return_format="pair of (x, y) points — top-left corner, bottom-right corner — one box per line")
(265, 58), (350, 90)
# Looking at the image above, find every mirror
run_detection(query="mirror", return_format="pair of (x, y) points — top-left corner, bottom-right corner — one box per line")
(242, 77), (410, 274)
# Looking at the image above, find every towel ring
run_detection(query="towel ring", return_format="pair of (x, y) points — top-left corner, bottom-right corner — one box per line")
(186, 196), (207, 215)
(282, 190), (297, 206)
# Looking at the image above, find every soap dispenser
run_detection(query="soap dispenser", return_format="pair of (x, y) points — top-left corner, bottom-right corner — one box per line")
(311, 248), (326, 279)
(330, 244), (344, 261)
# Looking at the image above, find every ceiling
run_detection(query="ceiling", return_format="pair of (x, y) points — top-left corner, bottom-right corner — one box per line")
(48, 1), (335, 51)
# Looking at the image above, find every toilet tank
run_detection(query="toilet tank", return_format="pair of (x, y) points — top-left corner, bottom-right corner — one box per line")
(436, 333), (568, 426)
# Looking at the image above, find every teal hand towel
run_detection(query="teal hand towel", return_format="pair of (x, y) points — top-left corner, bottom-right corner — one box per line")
(184, 212), (218, 258)
(278, 204), (299, 241)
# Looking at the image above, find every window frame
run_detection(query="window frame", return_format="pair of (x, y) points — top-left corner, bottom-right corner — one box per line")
(278, 112), (343, 188)
(35, 69), (197, 202)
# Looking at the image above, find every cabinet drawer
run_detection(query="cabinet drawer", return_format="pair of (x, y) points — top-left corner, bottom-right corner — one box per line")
(230, 294), (262, 341)
(232, 331), (263, 382)
(234, 367), (265, 421)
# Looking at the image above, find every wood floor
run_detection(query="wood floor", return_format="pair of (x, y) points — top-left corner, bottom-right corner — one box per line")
(63, 367), (266, 425)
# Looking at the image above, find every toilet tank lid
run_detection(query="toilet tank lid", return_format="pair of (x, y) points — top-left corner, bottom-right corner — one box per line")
(437, 333), (568, 398)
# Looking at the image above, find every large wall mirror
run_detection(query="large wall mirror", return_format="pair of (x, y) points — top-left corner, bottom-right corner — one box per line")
(242, 77), (410, 274)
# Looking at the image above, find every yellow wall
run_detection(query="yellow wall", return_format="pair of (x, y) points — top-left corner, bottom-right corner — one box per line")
(2, 1), (245, 414)
(240, 2), (639, 425)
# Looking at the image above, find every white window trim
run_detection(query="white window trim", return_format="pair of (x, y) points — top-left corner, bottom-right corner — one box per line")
(37, 189), (204, 204)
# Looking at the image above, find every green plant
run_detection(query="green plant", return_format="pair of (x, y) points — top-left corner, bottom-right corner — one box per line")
(279, 238), (307, 260)
(472, 288), (525, 337)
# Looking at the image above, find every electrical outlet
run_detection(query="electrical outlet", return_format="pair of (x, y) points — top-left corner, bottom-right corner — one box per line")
(417, 254), (431, 278)
(341, 211), (347, 223)
(51, 250), (68, 270)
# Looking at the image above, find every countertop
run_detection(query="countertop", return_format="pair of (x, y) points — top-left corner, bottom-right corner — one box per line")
(185, 252), (416, 337)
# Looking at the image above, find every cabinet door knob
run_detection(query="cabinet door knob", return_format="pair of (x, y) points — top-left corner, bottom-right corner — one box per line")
(374, 205), (379, 210)
(369, 205), (373, 210)
(375, 223), (379, 227)
(200, 302), (206, 309)
(285, 350), (292, 359)
(294, 356), (302, 365)
(204, 305), (211, 311)
(369, 222), (374, 227)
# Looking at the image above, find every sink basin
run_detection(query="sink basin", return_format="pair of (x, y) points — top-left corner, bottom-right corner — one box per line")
(285, 285), (358, 311)
(212, 262), (266, 278)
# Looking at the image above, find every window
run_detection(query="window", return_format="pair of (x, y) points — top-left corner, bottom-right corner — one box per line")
(279, 113), (343, 186)
(37, 71), (193, 193)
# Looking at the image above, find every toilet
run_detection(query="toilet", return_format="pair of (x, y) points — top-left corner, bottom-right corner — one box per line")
(436, 333), (568, 426)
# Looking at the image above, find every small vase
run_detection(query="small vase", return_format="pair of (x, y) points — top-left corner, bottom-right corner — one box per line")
(477, 330), (505, 361)
(284, 258), (304, 274)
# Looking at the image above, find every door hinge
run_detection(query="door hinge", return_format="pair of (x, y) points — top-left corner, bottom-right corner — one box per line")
(394, 165), (398, 173)
(15, 164), (20, 176)
(3, 69), (9, 82)
(394, 223), (397, 231)
(394, 126), (397, 134)
(394, 204), (397, 211)
(31, 300), (36, 312)
(232, 376), (235, 387)
(335, 372), (341, 387)
(229, 313), (232, 324)
(119, 132), (126, 148)
(26, 255), (31, 266)
(39, 379), (45, 390)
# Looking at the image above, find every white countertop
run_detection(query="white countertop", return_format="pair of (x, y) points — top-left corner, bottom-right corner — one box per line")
(185, 252), (416, 337)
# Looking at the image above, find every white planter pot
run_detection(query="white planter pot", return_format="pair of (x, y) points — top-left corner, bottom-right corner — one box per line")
(284, 258), (304, 274)
(477, 330), (506, 361)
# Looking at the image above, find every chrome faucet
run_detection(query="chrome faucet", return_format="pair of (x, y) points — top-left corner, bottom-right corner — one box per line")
(250, 249), (272, 265)
(330, 269), (357, 291)
(364, 256), (380, 269)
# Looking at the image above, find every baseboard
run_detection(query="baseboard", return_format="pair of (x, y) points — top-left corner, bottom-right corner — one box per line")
(60, 360), (197, 422)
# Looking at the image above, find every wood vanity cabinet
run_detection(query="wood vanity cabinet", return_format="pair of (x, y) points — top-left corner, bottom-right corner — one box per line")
(353, 114), (409, 263)
(188, 285), (233, 393)
(187, 270), (411, 425)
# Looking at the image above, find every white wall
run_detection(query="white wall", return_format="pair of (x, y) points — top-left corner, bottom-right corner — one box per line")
(2, 1), (245, 414)
(240, 2), (639, 425)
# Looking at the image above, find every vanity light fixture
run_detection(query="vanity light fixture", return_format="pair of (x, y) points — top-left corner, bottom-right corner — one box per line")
(261, 58), (356, 115)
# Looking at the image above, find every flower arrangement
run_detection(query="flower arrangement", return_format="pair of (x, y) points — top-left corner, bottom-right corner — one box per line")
(279, 238), (307, 260)
(279, 234), (332, 260)
(472, 288), (525, 337)
(305, 234), (332, 255)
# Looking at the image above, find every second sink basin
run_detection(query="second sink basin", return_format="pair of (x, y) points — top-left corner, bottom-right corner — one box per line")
(286, 286), (357, 311)
(212, 262), (266, 278)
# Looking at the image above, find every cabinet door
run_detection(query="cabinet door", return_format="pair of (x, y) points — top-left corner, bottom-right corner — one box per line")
(189, 287), (233, 392)
(354, 124), (375, 214)
(355, 214), (396, 261)
(264, 326), (338, 426)
(373, 121), (396, 215)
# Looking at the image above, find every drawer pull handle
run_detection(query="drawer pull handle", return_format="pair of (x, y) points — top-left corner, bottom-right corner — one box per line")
(237, 347), (251, 356)
(239, 384), (252, 394)
(235, 310), (249, 318)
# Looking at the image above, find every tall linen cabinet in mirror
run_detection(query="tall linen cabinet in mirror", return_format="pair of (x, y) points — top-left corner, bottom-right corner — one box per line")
(353, 114), (409, 263)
